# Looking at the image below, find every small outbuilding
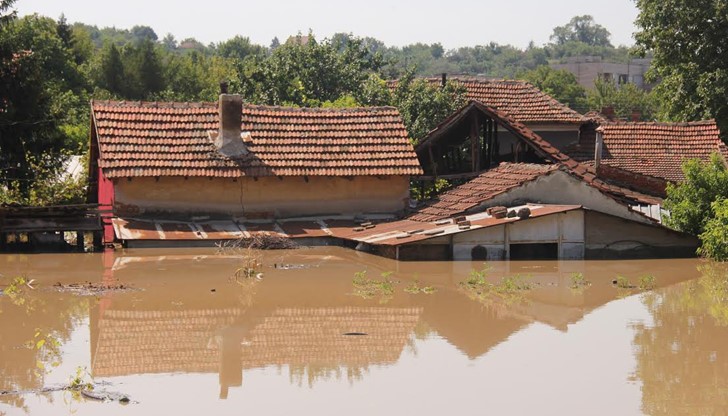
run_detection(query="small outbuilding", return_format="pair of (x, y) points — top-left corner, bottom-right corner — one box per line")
(341, 162), (698, 261)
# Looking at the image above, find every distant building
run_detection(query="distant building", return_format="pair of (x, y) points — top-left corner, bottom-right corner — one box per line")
(550, 56), (652, 90)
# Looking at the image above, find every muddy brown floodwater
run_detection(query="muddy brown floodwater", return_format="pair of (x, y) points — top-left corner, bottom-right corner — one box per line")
(0, 247), (727, 415)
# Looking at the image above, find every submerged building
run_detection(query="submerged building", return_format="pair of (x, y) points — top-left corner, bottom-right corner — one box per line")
(89, 95), (422, 244)
(86, 89), (700, 260)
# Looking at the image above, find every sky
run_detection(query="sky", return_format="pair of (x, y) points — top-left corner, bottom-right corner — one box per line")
(15, 0), (640, 49)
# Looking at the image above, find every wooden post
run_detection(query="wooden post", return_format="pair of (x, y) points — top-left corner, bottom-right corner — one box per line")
(76, 231), (85, 251)
(470, 113), (481, 172)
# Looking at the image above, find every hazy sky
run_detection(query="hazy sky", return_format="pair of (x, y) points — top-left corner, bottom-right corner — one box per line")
(16, 0), (640, 49)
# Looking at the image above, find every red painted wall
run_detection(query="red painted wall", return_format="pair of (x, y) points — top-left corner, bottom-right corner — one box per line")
(97, 167), (115, 244)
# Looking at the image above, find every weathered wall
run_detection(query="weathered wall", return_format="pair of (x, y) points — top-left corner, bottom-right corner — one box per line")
(470, 171), (651, 224)
(113, 175), (410, 219)
(584, 210), (698, 259)
(596, 164), (668, 197)
(450, 210), (585, 261)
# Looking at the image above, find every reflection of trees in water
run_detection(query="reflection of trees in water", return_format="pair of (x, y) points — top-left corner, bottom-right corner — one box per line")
(0, 285), (89, 412)
(633, 263), (728, 415)
(289, 363), (368, 387)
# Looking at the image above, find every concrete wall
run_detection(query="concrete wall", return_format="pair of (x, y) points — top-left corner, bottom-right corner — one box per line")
(113, 175), (410, 219)
(450, 210), (585, 261)
(584, 210), (698, 259)
(471, 171), (651, 224)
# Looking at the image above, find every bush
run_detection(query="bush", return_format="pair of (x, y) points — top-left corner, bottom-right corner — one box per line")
(664, 153), (728, 236)
(698, 199), (728, 261)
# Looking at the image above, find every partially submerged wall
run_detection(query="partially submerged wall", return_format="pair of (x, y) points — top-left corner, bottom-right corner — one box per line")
(113, 176), (410, 219)
(584, 210), (698, 258)
(450, 210), (585, 261)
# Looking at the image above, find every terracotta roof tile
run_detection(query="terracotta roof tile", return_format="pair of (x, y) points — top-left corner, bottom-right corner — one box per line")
(390, 77), (585, 124)
(408, 161), (660, 222)
(92, 101), (423, 178)
(567, 120), (726, 182)
(409, 163), (560, 221)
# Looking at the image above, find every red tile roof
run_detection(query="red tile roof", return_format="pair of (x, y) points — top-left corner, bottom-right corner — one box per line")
(417, 100), (580, 165)
(390, 77), (586, 124)
(410, 163), (559, 221)
(409, 162), (660, 222)
(568, 120), (728, 182)
(339, 204), (583, 246)
(91, 101), (423, 179)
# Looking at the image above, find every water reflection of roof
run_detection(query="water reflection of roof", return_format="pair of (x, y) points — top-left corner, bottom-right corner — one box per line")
(240, 307), (422, 369)
(93, 308), (243, 377)
(92, 306), (422, 379)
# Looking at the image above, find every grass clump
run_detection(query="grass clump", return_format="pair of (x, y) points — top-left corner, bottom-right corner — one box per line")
(459, 265), (532, 304)
(638, 274), (656, 290)
(613, 274), (657, 292)
(569, 272), (590, 289)
(404, 280), (437, 295)
(353, 270), (398, 302)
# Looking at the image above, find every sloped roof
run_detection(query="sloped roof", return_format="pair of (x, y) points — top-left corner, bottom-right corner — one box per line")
(91, 100), (422, 179)
(389, 77), (586, 124)
(417, 100), (580, 165)
(568, 120), (728, 182)
(410, 163), (560, 221)
(448, 77), (585, 124)
(409, 162), (660, 222)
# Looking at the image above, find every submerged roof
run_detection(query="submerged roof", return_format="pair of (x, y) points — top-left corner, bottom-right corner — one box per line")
(409, 162), (660, 222)
(91, 101), (422, 179)
(410, 163), (560, 221)
(568, 120), (728, 182)
(339, 204), (583, 246)
(391, 77), (586, 124)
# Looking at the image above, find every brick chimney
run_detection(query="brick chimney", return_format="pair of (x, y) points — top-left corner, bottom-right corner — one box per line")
(601, 106), (616, 121)
(594, 126), (604, 172)
(212, 93), (248, 157)
(630, 108), (642, 122)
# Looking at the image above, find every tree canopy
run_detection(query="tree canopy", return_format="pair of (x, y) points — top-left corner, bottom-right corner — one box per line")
(550, 15), (612, 47)
(635, 0), (728, 135)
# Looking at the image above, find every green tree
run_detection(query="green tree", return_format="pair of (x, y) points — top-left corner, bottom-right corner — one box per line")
(0, 14), (89, 193)
(521, 65), (587, 109)
(550, 15), (612, 47)
(96, 42), (125, 95)
(664, 154), (728, 236)
(217, 35), (266, 61)
(699, 199), (728, 261)
(586, 79), (656, 120)
(634, 0), (728, 136)
(240, 33), (384, 107)
(392, 70), (467, 142)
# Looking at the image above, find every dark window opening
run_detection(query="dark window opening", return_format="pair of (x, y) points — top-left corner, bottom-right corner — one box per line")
(509, 243), (558, 260)
(471, 245), (488, 260)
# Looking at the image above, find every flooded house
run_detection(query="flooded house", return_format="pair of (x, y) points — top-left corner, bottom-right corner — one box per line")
(565, 119), (728, 197)
(364, 102), (698, 261)
(88, 94), (422, 245)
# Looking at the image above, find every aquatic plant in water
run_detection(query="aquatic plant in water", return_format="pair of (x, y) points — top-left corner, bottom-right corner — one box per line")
(459, 265), (532, 304)
(569, 272), (590, 289)
(404, 280), (437, 294)
(352, 270), (398, 302)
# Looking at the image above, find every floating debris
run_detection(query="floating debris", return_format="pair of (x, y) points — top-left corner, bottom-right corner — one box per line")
(53, 282), (138, 296)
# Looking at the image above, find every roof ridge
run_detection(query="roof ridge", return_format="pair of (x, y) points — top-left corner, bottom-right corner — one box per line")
(91, 99), (399, 113)
(602, 119), (718, 127)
